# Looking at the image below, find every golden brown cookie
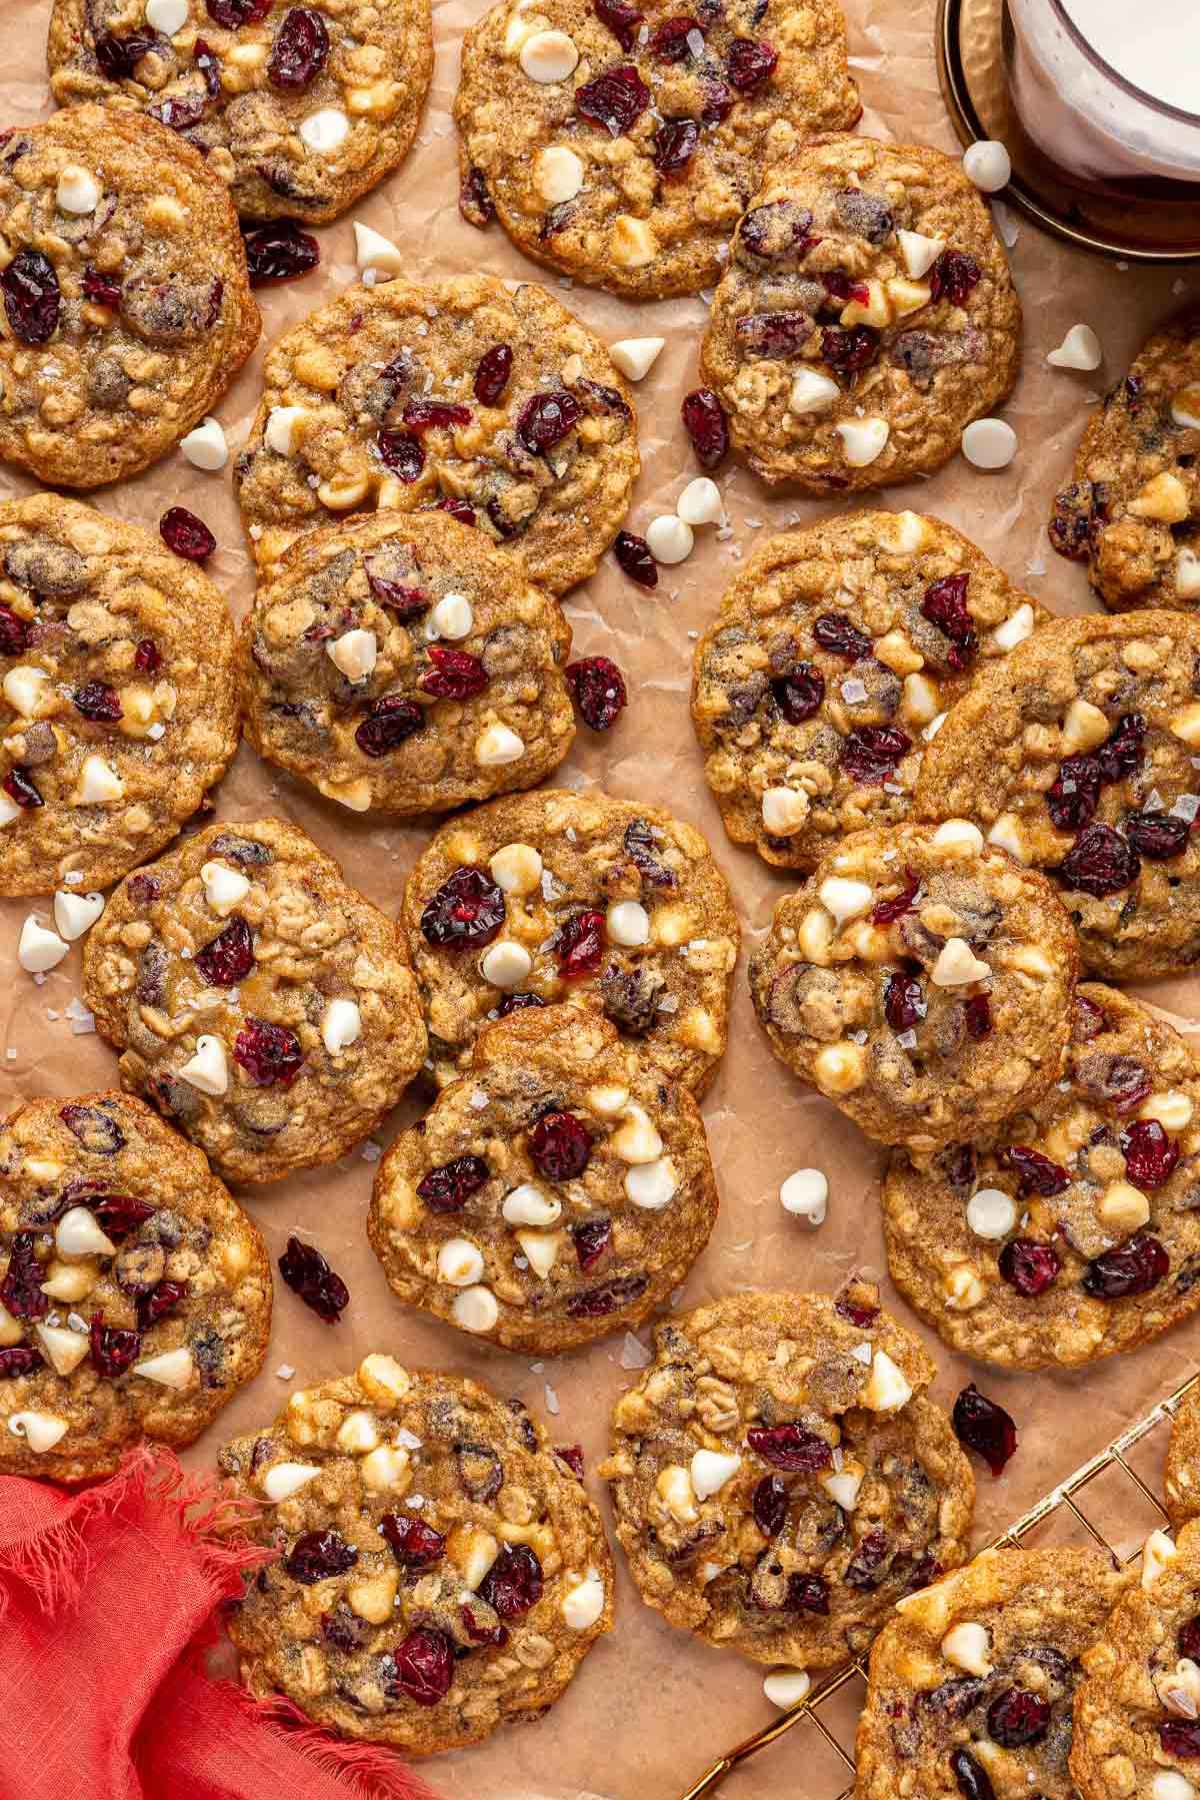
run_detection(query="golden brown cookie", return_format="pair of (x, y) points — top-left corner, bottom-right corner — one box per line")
(698, 135), (1021, 489)
(1166, 1390), (1200, 1530)
(453, 0), (859, 298)
(368, 1004), (719, 1351)
(81, 817), (426, 1185)
(48, 0), (433, 225)
(0, 1091), (270, 1484)
(691, 508), (1047, 870)
(600, 1287), (974, 1670)
(748, 821), (1078, 1152)
(0, 493), (240, 897)
(234, 274), (639, 596)
(1051, 312), (1200, 613)
(0, 105), (258, 488)
(219, 1355), (613, 1756)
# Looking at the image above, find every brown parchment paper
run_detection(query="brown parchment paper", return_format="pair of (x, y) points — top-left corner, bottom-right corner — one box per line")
(2, 1), (1198, 1794)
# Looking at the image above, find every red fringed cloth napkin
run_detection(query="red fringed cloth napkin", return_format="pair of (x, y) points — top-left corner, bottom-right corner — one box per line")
(0, 1446), (443, 1800)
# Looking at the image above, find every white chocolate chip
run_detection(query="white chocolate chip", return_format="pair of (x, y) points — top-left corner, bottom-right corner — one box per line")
(1143, 1528), (1178, 1589)
(611, 1104), (663, 1165)
(56, 164), (100, 215)
(646, 514), (694, 565)
(502, 1185), (561, 1227)
(835, 417), (890, 467)
(609, 337), (664, 381)
(321, 998), (362, 1055)
(451, 1285), (499, 1333)
(817, 876), (873, 927)
(610, 215), (658, 268)
(0, 791), (19, 828)
(180, 416), (229, 472)
(962, 418), (1017, 469)
(931, 937), (990, 986)
(475, 723), (525, 766)
(1060, 696), (1110, 755)
(299, 107), (350, 152)
(1178, 550), (1200, 600)
(490, 842), (542, 893)
(813, 1040), (866, 1095)
(3, 665), (48, 718)
(987, 813), (1028, 860)
(863, 1348), (912, 1412)
(74, 754), (124, 805)
(896, 228), (946, 278)
(357, 1355), (410, 1405)
(606, 900), (649, 947)
(7, 1411), (68, 1454)
(438, 1238), (485, 1287)
(1141, 1091), (1194, 1132)
(962, 139), (1011, 190)
(146, 0), (189, 30)
(966, 1188), (1017, 1240)
(479, 939), (533, 987)
(336, 1410), (380, 1454)
(1047, 324), (1102, 371)
(990, 603), (1035, 651)
(624, 1156), (679, 1209)
(200, 860), (251, 914)
(1170, 703), (1200, 748)
(352, 221), (404, 277)
(932, 819), (984, 856)
(941, 1620), (993, 1675)
(359, 1444), (410, 1491)
(516, 1227), (561, 1277)
(262, 1461), (321, 1502)
(453, 1528), (500, 1590)
(133, 1346), (195, 1390)
(690, 1449), (741, 1500)
(18, 916), (69, 974)
(763, 1668), (811, 1709)
(902, 673), (939, 724)
(788, 369), (841, 415)
(820, 1463), (864, 1511)
(52, 889), (104, 942)
(179, 1034), (228, 1096)
(519, 28), (579, 80)
(35, 1322), (90, 1377)
(676, 476), (723, 526)
(1153, 1774), (1197, 1800)
(1173, 386), (1200, 430)
(265, 406), (308, 456)
(327, 628), (377, 682)
(586, 1084), (629, 1118)
(1099, 1180), (1150, 1234)
(761, 786), (809, 836)
(780, 1167), (828, 1224)
(561, 1568), (605, 1630)
(55, 1206), (115, 1258)
(535, 144), (584, 204)
(429, 592), (473, 639)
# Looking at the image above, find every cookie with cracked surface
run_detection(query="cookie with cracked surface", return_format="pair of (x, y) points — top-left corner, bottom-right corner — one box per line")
(698, 134), (1020, 489)
(0, 493), (240, 897)
(0, 1091), (270, 1484)
(1050, 313), (1200, 613)
(48, 0), (433, 225)
(691, 508), (1047, 870)
(240, 510), (575, 817)
(914, 609), (1200, 983)
(453, 0), (859, 300)
(81, 817), (426, 1185)
(855, 1546), (1130, 1800)
(0, 104), (258, 489)
(748, 821), (1078, 1152)
(218, 1355), (613, 1756)
(1165, 1390), (1200, 1530)
(234, 273), (639, 596)
(884, 983), (1200, 1370)
(599, 1287), (974, 1670)
(368, 1004), (719, 1352)
(399, 788), (739, 1096)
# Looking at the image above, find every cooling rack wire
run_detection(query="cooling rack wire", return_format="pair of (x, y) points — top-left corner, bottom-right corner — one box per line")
(677, 1364), (1200, 1799)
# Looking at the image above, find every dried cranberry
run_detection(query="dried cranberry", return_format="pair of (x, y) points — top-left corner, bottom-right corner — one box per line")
(556, 1443), (585, 1479)
(516, 390), (581, 453)
(0, 1235), (47, 1321)
(1125, 810), (1190, 859)
(566, 656), (627, 730)
(376, 431), (425, 483)
(389, 1629), (454, 1705)
(929, 250), (982, 307)
(0, 1346), (42, 1379)
(2, 767), (42, 809)
(1083, 1232), (1168, 1298)
(751, 1475), (789, 1537)
(740, 201), (817, 260)
(813, 611), (872, 660)
(952, 1383), (1017, 1476)
(134, 638), (162, 674)
(356, 695), (424, 755)
(381, 1513), (445, 1567)
(571, 1216), (611, 1269)
(404, 400), (473, 434)
(1180, 1616), (1200, 1661)
(73, 681), (123, 723)
(1096, 711), (1145, 782)
(194, 38), (221, 96)
(964, 994), (992, 1039)
(1074, 994), (1109, 1040)
(921, 1677), (984, 1720)
(614, 530), (658, 588)
(364, 563), (428, 617)
(241, 220), (320, 286)
(844, 1529), (891, 1589)
(1058, 822), (1140, 897)
(82, 266), (122, 308)
(194, 915), (254, 987)
(746, 1423), (831, 1471)
(834, 1283), (880, 1328)
(986, 1688), (1050, 1748)
(681, 389), (729, 469)
(92, 1194), (155, 1236)
(1001, 1145), (1069, 1198)
(821, 325), (879, 374)
(128, 874), (160, 906)
(268, 7), (329, 88)
(235, 1018), (303, 1088)
(160, 507), (215, 562)
(840, 725), (911, 783)
(650, 15), (703, 57)
(872, 869), (920, 924)
(735, 311), (813, 358)
(772, 664), (825, 723)
(421, 866), (505, 951)
(419, 646), (488, 700)
(1121, 1119), (1180, 1189)
(821, 272), (870, 307)
(920, 573), (977, 670)
(782, 1573), (829, 1613)
(1077, 1053), (1152, 1114)
(459, 164), (494, 227)
(554, 910), (606, 979)
(593, 0), (643, 46)
(0, 602), (29, 656)
(95, 28), (162, 78)
(474, 344), (513, 407)
(417, 1156), (489, 1212)
(60, 1104), (125, 1154)
(884, 973), (925, 1032)
(998, 1238), (1060, 1297)
(951, 1749), (996, 1800)
(478, 1543), (543, 1618)
(207, 0), (271, 21)
(565, 1273), (648, 1316)
(136, 1279), (188, 1330)
(460, 1605), (508, 1646)
(435, 495), (476, 527)
(575, 65), (650, 136)
(149, 91), (208, 131)
(284, 1528), (357, 1584)
(497, 991), (544, 1017)
(530, 1110), (592, 1180)
(278, 1236), (349, 1323)
(701, 77), (735, 123)
(89, 1316), (141, 1378)
(1, 250), (60, 346)
(726, 38), (778, 89)
(1047, 754), (1102, 831)
(653, 117), (701, 175)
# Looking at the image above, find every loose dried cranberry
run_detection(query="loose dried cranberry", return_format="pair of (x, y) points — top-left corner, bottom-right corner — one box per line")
(235, 1019), (303, 1088)
(83, 266), (122, 308)
(746, 1423), (831, 1471)
(381, 1513), (445, 1567)
(952, 1383), (1017, 1476)
(650, 15), (703, 57)
(478, 1543), (543, 1618)
(530, 1110), (592, 1180)
(356, 695), (424, 755)
(614, 530), (658, 588)
(134, 638), (162, 674)
(872, 869), (920, 924)
(160, 507), (215, 562)
(565, 1273), (648, 1316)
(726, 37), (778, 89)
(1125, 810), (1190, 859)
(435, 496), (476, 527)
(884, 973), (924, 1032)
(377, 430), (426, 483)
(73, 681), (122, 723)
(821, 325), (879, 374)
(278, 1236), (349, 1323)
(60, 1104), (125, 1154)
(2, 767), (42, 809)
(516, 390), (581, 453)
(404, 400), (473, 434)
(421, 866), (505, 950)
(417, 1156), (489, 1212)
(593, 0), (643, 46)
(389, 1628), (454, 1705)
(92, 1194), (155, 1236)
(136, 1279), (188, 1330)
(553, 910), (607, 979)
(986, 1688), (1050, 1748)
(0, 1234), (47, 1321)
(1083, 1232), (1169, 1298)
(751, 1475), (789, 1537)
(474, 344), (513, 407)
(964, 994), (992, 1039)
(241, 220), (320, 286)
(0, 602), (29, 656)
(95, 28), (162, 78)
(571, 1216), (611, 1269)
(1001, 1145), (1069, 1198)
(735, 311), (813, 358)
(284, 1528), (357, 1584)
(1121, 1119), (1180, 1189)
(772, 664), (825, 723)
(419, 646), (488, 700)
(998, 1238), (1060, 1297)
(951, 1749), (996, 1800)
(840, 725), (911, 784)
(194, 915), (254, 987)
(813, 611), (872, 660)
(2, 250), (61, 345)
(653, 117), (701, 175)
(575, 65), (650, 136)
(268, 7), (329, 88)
(556, 1443), (585, 1479)
(929, 250), (982, 307)
(497, 991), (544, 1017)
(681, 389), (729, 469)
(1047, 754), (1102, 831)
(920, 572), (977, 670)
(0, 1346), (42, 1379)
(1058, 822), (1140, 897)
(566, 656), (627, 730)
(89, 1316), (141, 1378)
(1180, 1616), (1200, 1661)
(1096, 711), (1145, 782)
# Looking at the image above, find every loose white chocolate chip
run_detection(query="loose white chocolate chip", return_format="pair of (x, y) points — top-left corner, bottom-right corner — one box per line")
(606, 900), (650, 947)
(990, 603), (1036, 651)
(962, 139), (1011, 190)
(7, 1411), (68, 1453)
(561, 1569), (605, 1630)
(896, 228), (946, 278)
(1143, 1528), (1178, 1589)
(299, 107), (350, 152)
(761, 786), (809, 836)
(74, 754), (124, 805)
(321, 998), (362, 1055)
(863, 1348), (913, 1412)
(3, 665), (48, 718)
(813, 1041), (866, 1095)
(359, 1444), (411, 1491)
(35, 1322), (90, 1377)
(451, 1285), (500, 1333)
(609, 336), (664, 381)
(1047, 324), (1102, 371)
(200, 860), (251, 914)
(520, 27), (579, 80)
(690, 1449), (741, 1500)
(18, 916), (69, 974)
(352, 221), (404, 277)
(931, 938), (991, 987)
(479, 940), (534, 987)
(611, 1104), (663, 1165)
(475, 723), (525, 766)
(676, 476), (723, 526)
(179, 1034), (228, 1096)
(178, 414), (229, 473)
(502, 1185), (561, 1227)
(490, 842), (543, 893)
(536, 144), (584, 204)
(818, 876), (873, 927)
(646, 514), (694, 565)
(262, 1461), (321, 1502)
(438, 1238), (485, 1287)
(51, 889), (103, 943)
(327, 628), (377, 682)
(941, 1621), (993, 1675)
(788, 369), (841, 415)
(763, 1668), (812, 1709)
(56, 163), (100, 215)
(966, 1188), (1017, 1240)
(265, 406), (308, 456)
(835, 417), (890, 467)
(55, 1206), (115, 1258)
(780, 1167), (828, 1224)
(962, 418), (1017, 469)
(625, 1156), (679, 1209)
(146, 0), (189, 29)
(133, 1346), (195, 1390)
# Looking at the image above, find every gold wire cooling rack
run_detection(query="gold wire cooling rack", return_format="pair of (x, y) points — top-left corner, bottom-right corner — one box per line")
(678, 1365), (1200, 1799)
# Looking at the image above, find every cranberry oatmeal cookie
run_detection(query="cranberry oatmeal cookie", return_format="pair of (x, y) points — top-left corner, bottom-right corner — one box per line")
(399, 788), (739, 1096)
(915, 609), (1200, 983)
(368, 1004), (718, 1352)
(884, 984), (1200, 1370)
(0, 105), (258, 488)
(1165, 1390), (1200, 1530)
(81, 817), (426, 1185)
(855, 1546), (1130, 1800)
(599, 1287), (974, 1670)
(453, 0), (859, 300)
(0, 494), (240, 897)
(48, 0), (433, 225)
(698, 135), (1020, 489)
(1051, 313), (1200, 613)
(0, 1091), (270, 1484)
(219, 1356), (613, 1756)
(748, 821), (1078, 1152)
(235, 274), (639, 596)
(691, 508), (1046, 870)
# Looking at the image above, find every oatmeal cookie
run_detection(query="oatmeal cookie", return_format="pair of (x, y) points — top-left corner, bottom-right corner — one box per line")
(1050, 312), (1200, 613)
(0, 104), (258, 489)
(884, 984), (1200, 1370)
(234, 274), (639, 596)
(48, 0), (433, 226)
(914, 609), (1200, 982)
(0, 493), (240, 897)
(453, 0), (859, 300)
(219, 1355), (613, 1756)
(240, 510), (575, 817)
(856, 1546), (1130, 1800)
(599, 1287), (974, 1670)
(747, 821), (1078, 1152)
(698, 135), (1021, 489)
(1165, 1390), (1200, 1529)
(0, 1091), (270, 1484)
(368, 1004), (718, 1352)
(399, 788), (739, 1096)
(81, 817), (426, 1186)
(1071, 1519), (1200, 1800)
(691, 508), (1047, 870)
